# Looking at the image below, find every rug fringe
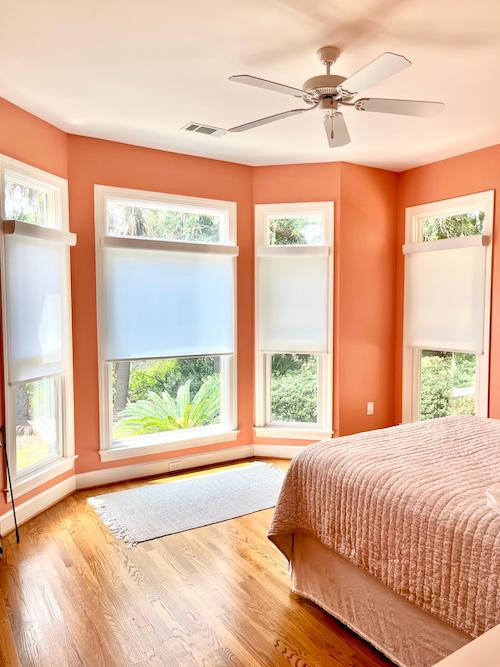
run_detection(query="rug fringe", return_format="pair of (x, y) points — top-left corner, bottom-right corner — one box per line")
(87, 498), (138, 547)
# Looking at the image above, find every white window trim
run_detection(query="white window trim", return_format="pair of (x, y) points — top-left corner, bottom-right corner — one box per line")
(402, 190), (494, 423)
(94, 185), (238, 460)
(254, 201), (334, 440)
(0, 154), (76, 499)
(99, 427), (240, 462)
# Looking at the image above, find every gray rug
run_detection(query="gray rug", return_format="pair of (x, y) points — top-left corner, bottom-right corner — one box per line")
(88, 461), (285, 546)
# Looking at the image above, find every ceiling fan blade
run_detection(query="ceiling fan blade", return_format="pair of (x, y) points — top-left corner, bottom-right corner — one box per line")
(228, 106), (313, 133)
(355, 98), (444, 117)
(229, 74), (313, 100)
(339, 52), (411, 95)
(324, 112), (351, 147)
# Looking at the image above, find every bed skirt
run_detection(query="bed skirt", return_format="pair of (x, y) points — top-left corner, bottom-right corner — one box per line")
(291, 534), (470, 667)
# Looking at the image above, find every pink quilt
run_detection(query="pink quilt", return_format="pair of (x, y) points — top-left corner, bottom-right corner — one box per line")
(269, 415), (500, 637)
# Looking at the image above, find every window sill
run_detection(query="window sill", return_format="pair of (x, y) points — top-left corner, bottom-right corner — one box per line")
(99, 428), (240, 462)
(254, 426), (333, 441)
(5, 455), (78, 502)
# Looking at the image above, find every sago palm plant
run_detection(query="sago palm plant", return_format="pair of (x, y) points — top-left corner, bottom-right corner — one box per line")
(113, 376), (220, 438)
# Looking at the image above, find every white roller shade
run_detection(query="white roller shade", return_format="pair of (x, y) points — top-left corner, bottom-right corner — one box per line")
(5, 235), (70, 383)
(258, 254), (328, 352)
(103, 246), (235, 360)
(405, 245), (486, 353)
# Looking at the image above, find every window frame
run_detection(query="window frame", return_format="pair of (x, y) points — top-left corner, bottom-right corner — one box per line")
(402, 190), (494, 423)
(254, 201), (334, 440)
(94, 185), (239, 462)
(0, 154), (76, 499)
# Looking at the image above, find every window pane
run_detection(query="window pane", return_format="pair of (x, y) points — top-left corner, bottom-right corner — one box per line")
(270, 354), (318, 423)
(106, 202), (224, 243)
(111, 356), (222, 441)
(268, 216), (322, 245)
(5, 180), (49, 228)
(421, 210), (484, 241)
(15, 376), (60, 473)
(419, 350), (476, 420)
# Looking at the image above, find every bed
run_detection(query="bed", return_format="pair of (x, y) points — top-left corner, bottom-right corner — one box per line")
(268, 415), (500, 666)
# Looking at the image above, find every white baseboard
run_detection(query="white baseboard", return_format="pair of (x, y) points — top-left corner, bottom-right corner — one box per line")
(0, 443), (303, 535)
(253, 444), (305, 459)
(75, 444), (255, 490)
(0, 476), (76, 536)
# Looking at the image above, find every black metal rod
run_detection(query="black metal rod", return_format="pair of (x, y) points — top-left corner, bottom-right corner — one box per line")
(1, 425), (19, 544)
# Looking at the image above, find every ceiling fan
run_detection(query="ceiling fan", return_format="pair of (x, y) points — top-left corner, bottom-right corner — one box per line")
(183, 46), (444, 147)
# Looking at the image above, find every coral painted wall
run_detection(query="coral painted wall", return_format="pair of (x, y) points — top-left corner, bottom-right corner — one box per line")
(394, 145), (500, 422)
(252, 162), (398, 438)
(337, 163), (398, 435)
(67, 135), (254, 473)
(0, 98), (68, 178)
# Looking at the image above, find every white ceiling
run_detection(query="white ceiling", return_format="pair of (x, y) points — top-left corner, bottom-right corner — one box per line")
(1, 0), (499, 171)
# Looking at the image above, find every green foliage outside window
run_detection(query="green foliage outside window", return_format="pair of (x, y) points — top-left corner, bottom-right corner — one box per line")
(123, 357), (219, 404)
(112, 357), (221, 439)
(113, 377), (220, 439)
(269, 217), (322, 245)
(271, 354), (318, 423)
(107, 204), (221, 243)
(422, 211), (484, 241)
(269, 218), (308, 245)
(419, 351), (476, 420)
(5, 182), (48, 227)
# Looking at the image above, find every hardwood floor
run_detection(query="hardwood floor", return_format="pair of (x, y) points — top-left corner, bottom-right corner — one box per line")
(0, 459), (391, 667)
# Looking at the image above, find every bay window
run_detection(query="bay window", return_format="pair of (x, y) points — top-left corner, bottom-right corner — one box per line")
(254, 202), (333, 440)
(95, 186), (238, 461)
(0, 155), (76, 497)
(402, 191), (494, 422)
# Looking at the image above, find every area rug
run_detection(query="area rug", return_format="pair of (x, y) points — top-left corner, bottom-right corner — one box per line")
(88, 461), (285, 546)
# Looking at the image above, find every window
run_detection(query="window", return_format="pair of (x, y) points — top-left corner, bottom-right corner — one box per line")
(0, 155), (75, 496)
(254, 202), (333, 439)
(402, 191), (494, 422)
(95, 186), (238, 461)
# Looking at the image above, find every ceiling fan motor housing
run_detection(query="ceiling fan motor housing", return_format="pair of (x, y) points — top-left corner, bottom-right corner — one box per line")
(302, 74), (347, 98)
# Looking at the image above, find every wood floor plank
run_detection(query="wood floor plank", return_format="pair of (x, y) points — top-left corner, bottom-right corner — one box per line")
(0, 458), (392, 666)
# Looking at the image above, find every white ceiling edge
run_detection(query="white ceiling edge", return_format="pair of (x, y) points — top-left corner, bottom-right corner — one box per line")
(5, 92), (498, 175)
(58, 125), (500, 174)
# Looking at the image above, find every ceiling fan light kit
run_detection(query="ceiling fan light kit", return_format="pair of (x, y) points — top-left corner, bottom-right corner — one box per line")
(183, 46), (444, 148)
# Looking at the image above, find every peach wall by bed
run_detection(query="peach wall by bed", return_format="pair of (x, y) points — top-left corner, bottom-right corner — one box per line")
(394, 144), (500, 423)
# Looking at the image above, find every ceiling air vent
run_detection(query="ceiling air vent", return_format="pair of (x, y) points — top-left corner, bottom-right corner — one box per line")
(182, 122), (227, 137)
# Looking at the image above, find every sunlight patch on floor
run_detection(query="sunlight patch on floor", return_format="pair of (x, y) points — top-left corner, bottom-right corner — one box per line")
(148, 460), (255, 484)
